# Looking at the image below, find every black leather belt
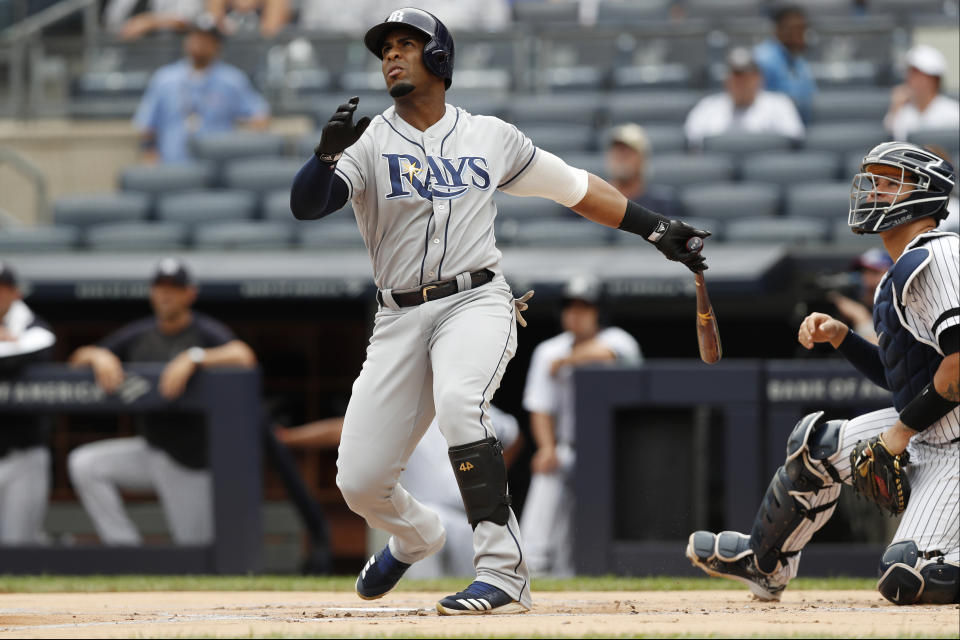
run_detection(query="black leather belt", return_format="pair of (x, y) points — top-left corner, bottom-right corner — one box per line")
(378, 269), (494, 308)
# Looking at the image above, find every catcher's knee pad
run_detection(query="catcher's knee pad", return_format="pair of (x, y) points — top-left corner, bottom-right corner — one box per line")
(448, 437), (511, 527)
(750, 412), (844, 574)
(878, 541), (960, 605)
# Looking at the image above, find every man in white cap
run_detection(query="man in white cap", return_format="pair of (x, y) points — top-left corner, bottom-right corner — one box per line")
(884, 44), (960, 142)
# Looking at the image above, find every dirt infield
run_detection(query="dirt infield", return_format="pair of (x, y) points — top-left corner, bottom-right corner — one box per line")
(0, 589), (957, 638)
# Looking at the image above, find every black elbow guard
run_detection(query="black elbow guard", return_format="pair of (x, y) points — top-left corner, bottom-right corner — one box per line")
(448, 437), (511, 528)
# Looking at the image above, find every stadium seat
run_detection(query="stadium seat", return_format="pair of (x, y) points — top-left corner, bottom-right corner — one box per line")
(649, 153), (734, 187)
(510, 93), (603, 127)
(193, 221), (292, 250)
(521, 124), (595, 153)
(804, 123), (888, 155)
(263, 190), (295, 222)
(85, 222), (189, 251)
(507, 219), (612, 247)
(189, 131), (286, 164)
(741, 151), (841, 186)
(596, 0), (673, 24)
(562, 153), (608, 178)
(684, 0), (765, 18)
(831, 219), (882, 246)
(53, 193), (150, 229)
(446, 92), (509, 118)
(811, 89), (890, 123)
(810, 60), (880, 88)
(785, 181), (852, 220)
(908, 128), (960, 156)
(702, 132), (794, 155)
(868, 0), (946, 17)
(725, 216), (830, 244)
(679, 182), (781, 219)
(611, 63), (692, 91)
(513, 1), (578, 24)
(157, 190), (257, 225)
(637, 124), (687, 153)
(298, 219), (366, 249)
(119, 163), (214, 197)
(607, 91), (702, 125)
(0, 225), (80, 252)
(494, 192), (568, 221)
(223, 157), (305, 196)
(845, 151), (867, 177)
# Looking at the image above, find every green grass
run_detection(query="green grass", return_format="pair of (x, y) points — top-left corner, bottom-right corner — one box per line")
(0, 574), (877, 593)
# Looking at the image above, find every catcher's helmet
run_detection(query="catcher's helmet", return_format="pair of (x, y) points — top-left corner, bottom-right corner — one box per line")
(364, 8), (454, 89)
(849, 142), (955, 234)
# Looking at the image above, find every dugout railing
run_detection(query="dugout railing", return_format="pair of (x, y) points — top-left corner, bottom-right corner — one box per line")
(573, 359), (894, 577)
(0, 363), (262, 574)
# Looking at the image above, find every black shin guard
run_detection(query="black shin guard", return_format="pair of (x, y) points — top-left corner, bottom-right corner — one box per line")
(448, 437), (511, 527)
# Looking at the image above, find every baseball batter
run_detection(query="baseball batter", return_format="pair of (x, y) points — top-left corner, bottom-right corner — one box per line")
(687, 142), (959, 606)
(291, 8), (708, 614)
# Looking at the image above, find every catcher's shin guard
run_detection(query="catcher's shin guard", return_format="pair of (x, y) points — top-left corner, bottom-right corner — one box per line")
(448, 437), (511, 527)
(877, 540), (960, 605)
(750, 412), (845, 575)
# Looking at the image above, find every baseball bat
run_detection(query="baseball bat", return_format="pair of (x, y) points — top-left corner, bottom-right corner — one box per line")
(686, 237), (722, 364)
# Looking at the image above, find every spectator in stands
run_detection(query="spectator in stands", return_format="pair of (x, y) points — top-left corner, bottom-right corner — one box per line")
(208, 0), (291, 38)
(684, 47), (805, 150)
(605, 123), (675, 217)
(884, 44), (960, 142)
(67, 258), (256, 546)
(753, 4), (816, 124)
(0, 261), (56, 545)
(104, 0), (204, 40)
(520, 275), (641, 577)
(827, 248), (893, 345)
(133, 14), (270, 164)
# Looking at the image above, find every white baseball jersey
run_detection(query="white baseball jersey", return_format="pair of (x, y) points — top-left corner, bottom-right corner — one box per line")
(523, 328), (642, 444)
(334, 103), (535, 290)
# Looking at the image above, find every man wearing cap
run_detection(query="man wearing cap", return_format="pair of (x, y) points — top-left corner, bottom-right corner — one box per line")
(0, 262), (56, 545)
(752, 4), (817, 124)
(684, 47), (805, 149)
(884, 44), (960, 143)
(67, 259), (256, 545)
(519, 276), (641, 576)
(827, 248), (894, 345)
(133, 13), (270, 164)
(606, 123), (676, 216)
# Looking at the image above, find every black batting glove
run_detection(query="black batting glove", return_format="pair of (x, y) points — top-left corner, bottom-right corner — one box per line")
(653, 220), (711, 273)
(314, 96), (371, 163)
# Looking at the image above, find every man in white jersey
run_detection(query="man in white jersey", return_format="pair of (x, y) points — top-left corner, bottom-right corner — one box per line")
(686, 142), (959, 606)
(520, 275), (640, 577)
(290, 8), (709, 615)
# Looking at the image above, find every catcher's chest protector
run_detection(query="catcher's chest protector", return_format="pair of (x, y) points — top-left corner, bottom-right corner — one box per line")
(873, 240), (942, 411)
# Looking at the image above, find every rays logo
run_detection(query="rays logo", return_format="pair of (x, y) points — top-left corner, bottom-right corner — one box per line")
(382, 154), (491, 201)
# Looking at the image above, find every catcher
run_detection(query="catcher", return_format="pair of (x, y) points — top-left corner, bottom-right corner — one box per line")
(687, 142), (959, 606)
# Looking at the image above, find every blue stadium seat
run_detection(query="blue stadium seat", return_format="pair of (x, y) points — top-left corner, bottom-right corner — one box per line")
(684, 0), (764, 18)
(680, 182), (781, 219)
(649, 153), (734, 187)
(494, 192), (568, 221)
(0, 225), (80, 252)
(120, 163), (214, 197)
(510, 93), (603, 127)
(725, 216), (830, 244)
(811, 89), (890, 123)
(639, 124), (687, 153)
(908, 128), (960, 156)
(521, 124), (595, 153)
(804, 123), (887, 155)
(507, 219), (612, 247)
(189, 131), (286, 164)
(298, 219), (366, 250)
(741, 151), (841, 186)
(193, 221), (292, 250)
(157, 190), (257, 225)
(263, 190), (295, 222)
(611, 64), (693, 91)
(702, 132), (794, 155)
(831, 219), (882, 246)
(223, 157), (305, 196)
(596, 0), (673, 24)
(85, 222), (188, 251)
(785, 181), (852, 220)
(53, 193), (150, 229)
(513, 1), (579, 24)
(607, 91), (702, 125)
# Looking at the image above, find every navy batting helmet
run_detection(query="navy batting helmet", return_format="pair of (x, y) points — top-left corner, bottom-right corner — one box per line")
(848, 142), (956, 234)
(364, 8), (455, 89)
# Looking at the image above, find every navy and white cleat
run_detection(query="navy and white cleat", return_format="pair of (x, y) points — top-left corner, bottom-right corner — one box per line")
(436, 581), (528, 615)
(685, 530), (786, 602)
(355, 545), (411, 600)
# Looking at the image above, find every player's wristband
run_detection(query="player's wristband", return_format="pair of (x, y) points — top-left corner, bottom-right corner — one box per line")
(313, 143), (341, 166)
(617, 200), (670, 244)
(899, 382), (958, 432)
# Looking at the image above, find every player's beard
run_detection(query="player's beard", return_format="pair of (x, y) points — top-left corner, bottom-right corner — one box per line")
(389, 81), (415, 98)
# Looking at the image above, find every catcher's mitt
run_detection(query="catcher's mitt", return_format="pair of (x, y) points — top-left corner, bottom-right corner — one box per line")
(849, 435), (911, 516)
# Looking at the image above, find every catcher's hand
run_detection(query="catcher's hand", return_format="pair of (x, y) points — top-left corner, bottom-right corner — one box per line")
(314, 97), (371, 163)
(849, 435), (911, 516)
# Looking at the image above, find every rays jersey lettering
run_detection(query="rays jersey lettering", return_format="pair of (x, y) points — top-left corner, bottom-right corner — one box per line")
(382, 154), (491, 201)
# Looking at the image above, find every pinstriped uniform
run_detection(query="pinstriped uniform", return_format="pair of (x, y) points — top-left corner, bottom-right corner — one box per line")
(332, 103), (536, 608)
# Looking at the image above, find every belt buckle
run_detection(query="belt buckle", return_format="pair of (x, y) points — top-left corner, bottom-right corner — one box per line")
(421, 284), (438, 303)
